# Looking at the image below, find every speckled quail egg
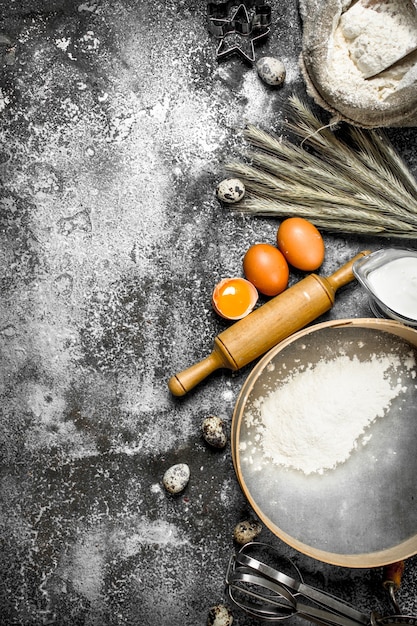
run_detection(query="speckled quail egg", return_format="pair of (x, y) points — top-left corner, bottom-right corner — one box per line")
(233, 519), (262, 545)
(207, 604), (233, 626)
(256, 56), (286, 86)
(162, 463), (190, 495)
(201, 415), (227, 449)
(216, 178), (245, 204)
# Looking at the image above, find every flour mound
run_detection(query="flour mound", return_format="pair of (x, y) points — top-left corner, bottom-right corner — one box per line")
(258, 353), (406, 475)
(340, 0), (417, 78)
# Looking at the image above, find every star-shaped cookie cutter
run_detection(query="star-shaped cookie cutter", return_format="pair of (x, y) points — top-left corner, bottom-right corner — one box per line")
(207, 1), (272, 64)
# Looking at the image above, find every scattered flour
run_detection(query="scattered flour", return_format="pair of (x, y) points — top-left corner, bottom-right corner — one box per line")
(0, 1), (302, 459)
(253, 351), (415, 475)
(0, 87), (10, 112)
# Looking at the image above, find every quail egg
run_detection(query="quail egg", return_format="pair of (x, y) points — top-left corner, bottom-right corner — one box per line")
(256, 56), (286, 86)
(216, 178), (245, 204)
(233, 519), (262, 544)
(207, 604), (233, 626)
(201, 415), (227, 449)
(162, 463), (190, 494)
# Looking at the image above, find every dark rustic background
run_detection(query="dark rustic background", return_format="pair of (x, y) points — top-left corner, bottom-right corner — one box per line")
(1, 1), (417, 625)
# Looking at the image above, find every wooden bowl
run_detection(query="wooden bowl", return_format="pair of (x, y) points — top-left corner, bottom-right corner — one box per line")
(232, 318), (417, 568)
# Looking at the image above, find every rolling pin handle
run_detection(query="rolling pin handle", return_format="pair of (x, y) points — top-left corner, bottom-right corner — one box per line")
(326, 250), (371, 291)
(168, 347), (232, 397)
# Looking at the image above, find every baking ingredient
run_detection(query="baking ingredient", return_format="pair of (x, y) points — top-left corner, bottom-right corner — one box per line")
(256, 351), (413, 475)
(256, 56), (286, 86)
(226, 96), (417, 239)
(207, 605), (233, 626)
(233, 520), (262, 544)
(340, 0), (417, 78)
(216, 178), (245, 204)
(243, 243), (289, 296)
(162, 463), (190, 494)
(299, 0), (417, 128)
(367, 256), (417, 320)
(202, 415), (227, 448)
(277, 217), (325, 271)
(212, 277), (258, 320)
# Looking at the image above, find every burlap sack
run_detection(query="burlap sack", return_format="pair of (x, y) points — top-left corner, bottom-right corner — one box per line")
(299, 0), (417, 128)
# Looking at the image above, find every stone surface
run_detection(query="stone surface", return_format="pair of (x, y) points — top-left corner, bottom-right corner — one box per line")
(1, 1), (417, 625)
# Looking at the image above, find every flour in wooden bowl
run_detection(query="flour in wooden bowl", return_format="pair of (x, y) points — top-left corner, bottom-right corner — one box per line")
(255, 351), (415, 475)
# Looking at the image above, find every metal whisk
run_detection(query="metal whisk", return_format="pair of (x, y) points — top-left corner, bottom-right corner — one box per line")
(225, 543), (412, 626)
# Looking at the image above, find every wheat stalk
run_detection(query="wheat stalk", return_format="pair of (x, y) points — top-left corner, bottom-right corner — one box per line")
(225, 96), (417, 239)
(228, 156), (417, 231)
(239, 198), (416, 238)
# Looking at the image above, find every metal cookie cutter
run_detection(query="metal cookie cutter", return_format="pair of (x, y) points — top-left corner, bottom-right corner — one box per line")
(207, 1), (272, 64)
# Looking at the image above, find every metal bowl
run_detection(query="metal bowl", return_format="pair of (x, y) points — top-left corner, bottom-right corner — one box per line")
(232, 318), (417, 568)
(353, 248), (417, 327)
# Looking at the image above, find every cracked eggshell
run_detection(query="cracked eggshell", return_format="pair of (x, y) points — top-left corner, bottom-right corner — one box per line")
(162, 463), (190, 494)
(201, 415), (227, 449)
(216, 178), (245, 204)
(256, 56), (286, 86)
(207, 605), (233, 626)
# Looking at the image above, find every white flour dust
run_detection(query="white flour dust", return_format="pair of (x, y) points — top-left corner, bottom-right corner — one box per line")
(327, 0), (417, 107)
(246, 350), (416, 475)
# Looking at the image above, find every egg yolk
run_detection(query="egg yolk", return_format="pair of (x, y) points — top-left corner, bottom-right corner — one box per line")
(212, 278), (258, 320)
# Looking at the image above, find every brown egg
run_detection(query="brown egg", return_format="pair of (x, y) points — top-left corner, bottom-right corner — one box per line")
(277, 217), (325, 271)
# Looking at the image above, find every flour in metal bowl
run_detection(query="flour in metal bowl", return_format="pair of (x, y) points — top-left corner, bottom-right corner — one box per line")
(248, 350), (416, 475)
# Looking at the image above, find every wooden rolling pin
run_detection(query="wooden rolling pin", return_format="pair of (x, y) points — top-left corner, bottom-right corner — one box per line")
(168, 250), (370, 396)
